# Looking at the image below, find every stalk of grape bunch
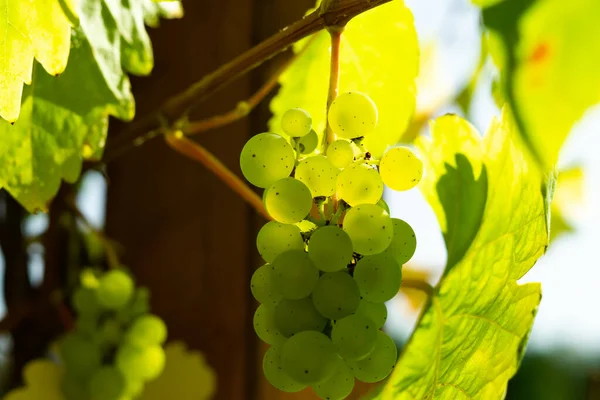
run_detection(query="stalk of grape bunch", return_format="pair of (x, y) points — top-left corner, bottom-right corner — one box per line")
(241, 90), (423, 398)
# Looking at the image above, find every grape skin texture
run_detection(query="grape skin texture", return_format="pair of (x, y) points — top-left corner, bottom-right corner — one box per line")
(336, 163), (383, 206)
(275, 298), (328, 337)
(281, 331), (338, 385)
(342, 204), (393, 255)
(308, 226), (353, 272)
(311, 272), (360, 320)
(331, 314), (377, 361)
(295, 155), (339, 197)
(355, 300), (387, 329)
(354, 254), (401, 302)
(97, 269), (134, 310)
(251, 264), (282, 307)
(298, 129), (319, 154)
(281, 108), (312, 137)
(384, 218), (417, 265)
(347, 331), (397, 383)
(326, 140), (354, 169)
(272, 250), (319, 299)
(379, 146), (423, 191)
(256, 221), (304, 263)
(263, 345), (306, 392)
(240, 133), (295, 188)
(313, 358), (355, 400)
(328, 92), (378, 139)
(89, 366), (126, 400)
(265, 178), (313, 224)
(254, 304), (285, 345)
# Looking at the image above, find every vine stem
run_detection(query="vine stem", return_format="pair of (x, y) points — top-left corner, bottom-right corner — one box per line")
(402, 278), (435, 296)
(103, 0), (392, 162)
(164, 132), (271, 220)
(325, 28), (343, 148)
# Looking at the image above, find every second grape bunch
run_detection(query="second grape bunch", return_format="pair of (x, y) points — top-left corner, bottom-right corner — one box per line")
(241, 92), (423, 399)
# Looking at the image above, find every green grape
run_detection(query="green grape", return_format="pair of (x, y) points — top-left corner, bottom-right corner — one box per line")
(342, 204), (393, 255)
(240, 133), (295, 188)
(265, 178), (313, 224)
(379, 146), (423, 191)
(263, 344), (307, 393)
(251, 264), (283, 307)
(295, 155), (339, 197)
(129, 287), (151, 317)
(282, 108), (312, 137)
(254, 304), (286, 345)
(298, 129), (319, 154)
(377, 198), (390, 214)
(312, 272), (360, 320)
(281, 331), (338, 385)
(347, 331), (397, 383)
(354, 254), (401, 302)
(384, 218), (417, 265)
(355, 300), (387, 329)
(328, 92), (378, 139)
(89, 366), (126, 400)
(96, 319), (123, 347)
(336, 163), (383, 206)
(331, 314), (377, 361)
(313, 357), (355, 400)
(80, 268), (100, 288)
(59, 334), (102, 377)
(116, 344), (166, 381)
(272, 250), (319, 299)
(97, 269), (134, 310)
(124, 378), (144, 398)
(308, 226), (353, 272)
(326, 140), (354, 169)
(76, 314), (98, 336)
(274, 298), (327, 337)
(126, 314), (167, 347)
(72, 287), (101, 315)
(256, 221), (304, 263)
(62, 372), (89, 400)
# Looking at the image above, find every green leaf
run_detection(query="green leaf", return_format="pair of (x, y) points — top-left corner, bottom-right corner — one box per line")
(0, 0), (75, 122)
(378, 109), (550, 399)
(269, 0), (419, 157)
(481, 0), (600, 172)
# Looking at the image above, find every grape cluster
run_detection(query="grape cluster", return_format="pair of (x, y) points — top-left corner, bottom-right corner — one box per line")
(241, 92), (422, 399)
(59, 268), (167, 400)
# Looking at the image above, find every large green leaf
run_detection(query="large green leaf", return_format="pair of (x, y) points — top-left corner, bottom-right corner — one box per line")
(378, 109), (550, 399)
(0, 0), (182, 212)
(481, 0), (600, 172)
(269, 0), (419, 157)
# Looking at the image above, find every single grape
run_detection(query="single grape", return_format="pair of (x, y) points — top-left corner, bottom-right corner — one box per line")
(80, 268), (100, 288)
(265, 178), (313, 224)
(343, 204), (393, 255)
(128, 287), (151, 318)
(295, 155), (339, 197)
(126, 314), (167, 347)
(326, 140), (354, 169)
(281, 331), (338, 385)
(254, 304), (286, 345)
(62, 372), (89, 400)
(89, 366), (126, 400)
(384, 218), (417, 265)
(96, 269), (134, 310)
(308, 226), (353, 272)
(336, 163), (383, 206)
(263, 344), (307, 393)
(355, 300), (387, 328)
(282, 108), (312, 137)
(240, 133), (295, 188)
(272, 250), (319, 299)
(328, 92), (378, 139)
(59, 334), (102, 377)
(256, 221), (304, 263)
(116, 344), (166, 381)
(124, 378), (144, 398)
(72, 287), (101, 315)
(347, 331), (397, 383)
(354, 254), (401, 302)
(313, 357), (355, 400)
(312, 272), (360, 320)
(377, 198), (390, 214)
(251, 264), (283, 307)
(275, 298), (327, 337)
(76, 315), (98, 336)
(331, 314), (377, 361)
(298, 129), (319, 154)
(96, 319), (123, 347)
(379, 147), (423, 191)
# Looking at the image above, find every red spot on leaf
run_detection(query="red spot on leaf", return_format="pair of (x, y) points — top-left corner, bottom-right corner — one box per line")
(529, 41), (551, 64)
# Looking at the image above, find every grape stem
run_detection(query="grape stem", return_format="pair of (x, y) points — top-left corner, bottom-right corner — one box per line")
(401, 278), (435, 296)
(164, 132), (271, 220)
(324, 28), (343, 149)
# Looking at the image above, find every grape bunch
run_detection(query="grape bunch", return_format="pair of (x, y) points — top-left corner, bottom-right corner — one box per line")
(59, 268), (168, 400)
(241, 92), (422, 399)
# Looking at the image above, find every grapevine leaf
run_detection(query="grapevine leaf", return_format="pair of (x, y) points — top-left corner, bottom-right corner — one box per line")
(140, 342), (217, 400)
(4, 360), (64, 400)
(549, 166), (583, 242)
(378, 109), (550, 399)
(481, 0), (600, 172)
(269, 0), (419, 157)
(0, 0), (75, 122)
